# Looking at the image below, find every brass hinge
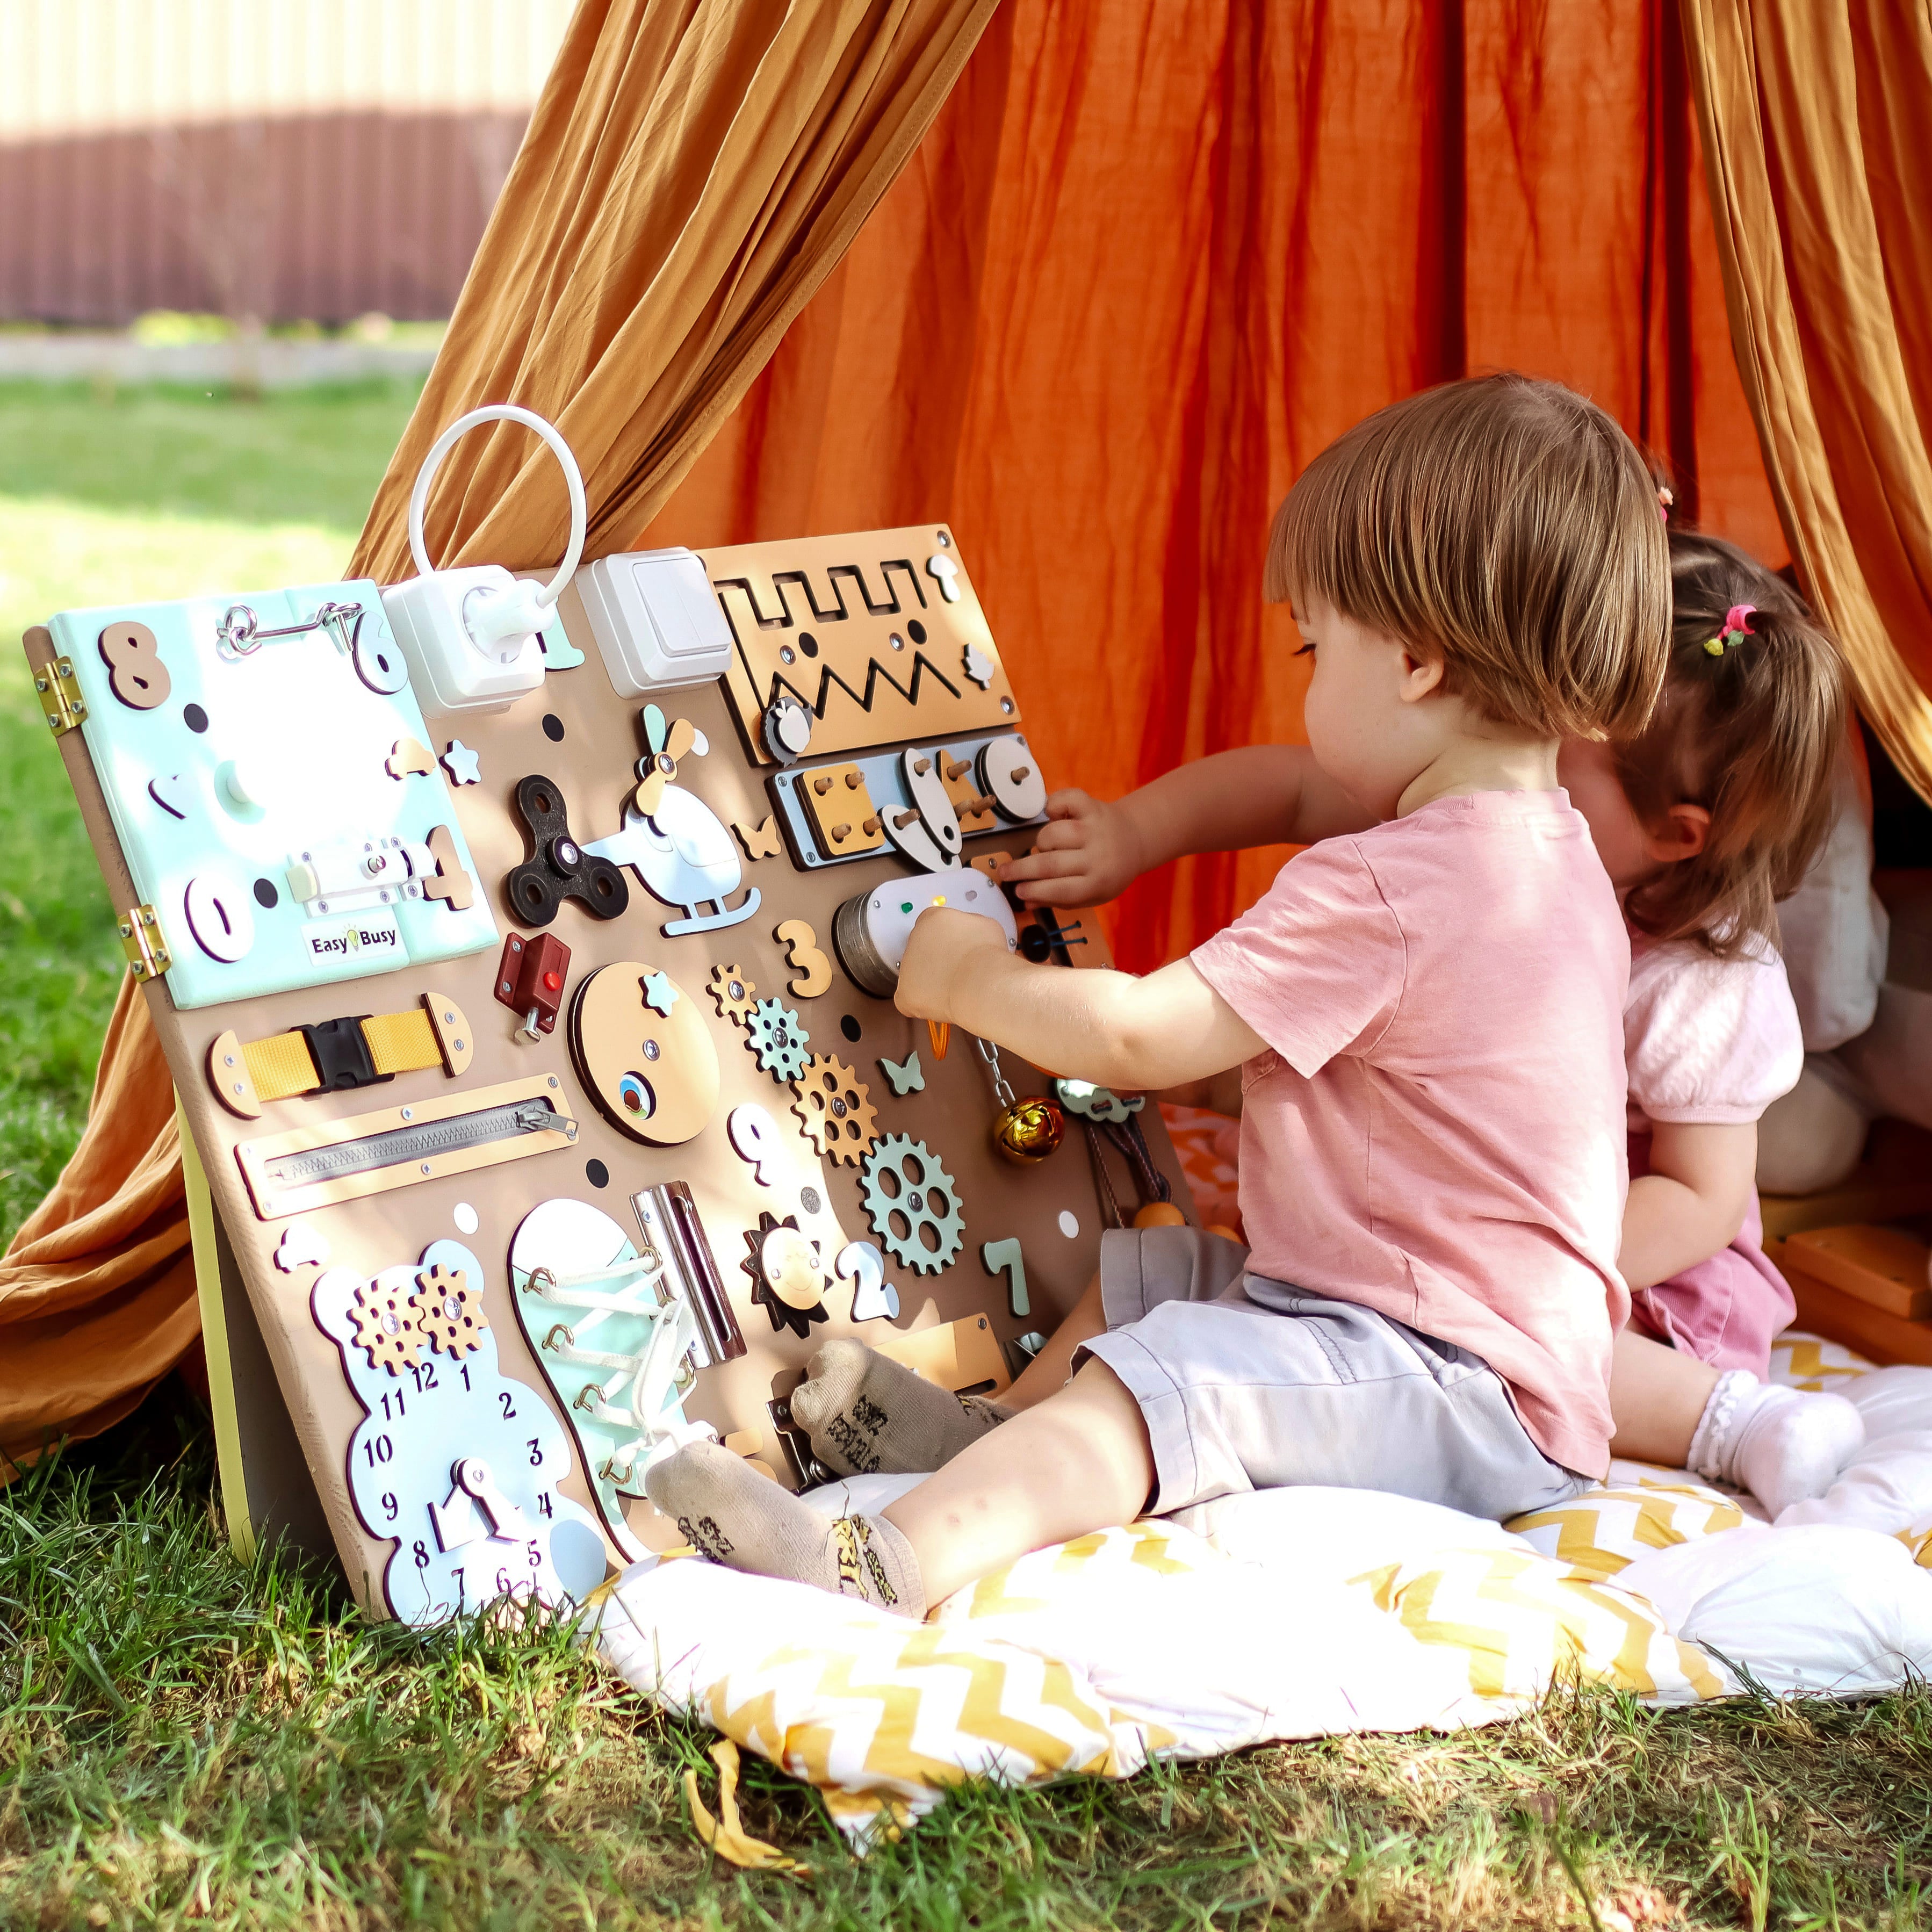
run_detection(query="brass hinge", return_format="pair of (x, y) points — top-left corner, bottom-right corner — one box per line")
(118, 904), (172, 982)
(32, 657), (88, 736)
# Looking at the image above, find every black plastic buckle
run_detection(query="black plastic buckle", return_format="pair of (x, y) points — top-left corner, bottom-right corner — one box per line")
(300, 1015), (390, 1093)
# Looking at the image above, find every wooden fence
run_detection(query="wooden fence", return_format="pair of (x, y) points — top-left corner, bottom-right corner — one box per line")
(0, 0), (572, 324)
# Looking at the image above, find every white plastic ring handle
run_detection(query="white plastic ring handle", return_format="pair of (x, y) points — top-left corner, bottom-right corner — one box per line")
(407, 403), (587, 610)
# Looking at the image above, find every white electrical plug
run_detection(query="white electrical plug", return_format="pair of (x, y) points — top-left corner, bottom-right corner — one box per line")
(380, 404), (588, 713)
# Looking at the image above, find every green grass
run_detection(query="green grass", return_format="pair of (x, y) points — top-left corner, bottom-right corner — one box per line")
(5, 1419), (1932, 1929)
(4, 380), (1930, 1930)
(0, 381), (420, 1239)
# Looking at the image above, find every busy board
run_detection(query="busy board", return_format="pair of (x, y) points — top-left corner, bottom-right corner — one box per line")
(28, 512), (1193, 1625)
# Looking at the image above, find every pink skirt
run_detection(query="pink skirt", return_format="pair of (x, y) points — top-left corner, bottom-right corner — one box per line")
(1625, 1133), (1795, 1377)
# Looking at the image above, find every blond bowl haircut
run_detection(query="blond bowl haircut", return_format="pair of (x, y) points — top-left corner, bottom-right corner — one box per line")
(1266, 374), (1671, 742)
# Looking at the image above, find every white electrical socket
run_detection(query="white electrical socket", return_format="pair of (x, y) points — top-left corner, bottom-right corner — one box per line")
(380, 565), (547, 715)
(384, 403), (588, 716)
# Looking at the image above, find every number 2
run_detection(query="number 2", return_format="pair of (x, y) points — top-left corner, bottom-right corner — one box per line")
(498, 1392), (517, 1419)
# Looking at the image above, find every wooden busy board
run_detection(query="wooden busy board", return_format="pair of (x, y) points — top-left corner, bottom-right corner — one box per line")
(27, 523), (1192, 1624)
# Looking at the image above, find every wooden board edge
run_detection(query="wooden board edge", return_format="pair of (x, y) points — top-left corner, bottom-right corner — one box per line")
(178, 1092), (255, 1560)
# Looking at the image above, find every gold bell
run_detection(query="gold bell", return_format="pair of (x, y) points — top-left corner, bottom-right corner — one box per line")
(992, 1094), (1065, 1165)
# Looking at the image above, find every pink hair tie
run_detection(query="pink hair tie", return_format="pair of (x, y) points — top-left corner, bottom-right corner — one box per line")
(1704, 603), (1758, 657)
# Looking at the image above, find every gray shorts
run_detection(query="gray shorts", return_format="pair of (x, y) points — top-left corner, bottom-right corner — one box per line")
(1078, 1225), (1587, 1521)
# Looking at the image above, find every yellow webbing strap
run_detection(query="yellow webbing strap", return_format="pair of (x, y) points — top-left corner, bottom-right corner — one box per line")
(361, 1006), (441, 1076)
(242, 1030), (321, 1103)
(240, 1006), (443, 1100)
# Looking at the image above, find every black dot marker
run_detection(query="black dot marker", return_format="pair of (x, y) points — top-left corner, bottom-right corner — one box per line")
(840, 1014), (862, 1042)
(585, 1158), (609, 1188)
(183, 702), (209, 732)
(253, 878), (278, 909)
(542, 713), (566, 742)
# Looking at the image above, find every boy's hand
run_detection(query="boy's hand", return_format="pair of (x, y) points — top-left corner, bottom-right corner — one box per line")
(894, 906), (1012, 1020)
(998, 789), (1147, 906)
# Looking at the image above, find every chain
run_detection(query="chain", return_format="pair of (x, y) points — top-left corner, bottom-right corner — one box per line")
(974, 1035), (1017, 1108)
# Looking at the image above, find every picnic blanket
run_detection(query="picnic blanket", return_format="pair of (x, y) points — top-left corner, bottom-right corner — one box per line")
(591, 1333), (1932, 1843)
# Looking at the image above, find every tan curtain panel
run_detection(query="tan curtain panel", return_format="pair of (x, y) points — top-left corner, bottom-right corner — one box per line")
(351, 0), (997, 583)
(0, 978), (199, 1473)
(0, 0), (997, 1475)
(1682, 0), (1932, 804)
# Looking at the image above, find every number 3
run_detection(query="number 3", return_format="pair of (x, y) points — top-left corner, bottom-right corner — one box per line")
(98, 620), (171, 710)
(774, 919), (832, 998)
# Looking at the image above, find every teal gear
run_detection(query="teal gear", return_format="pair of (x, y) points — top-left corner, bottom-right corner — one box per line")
(860, 1134), (965, 1275)
(744, 997), (811, 1084)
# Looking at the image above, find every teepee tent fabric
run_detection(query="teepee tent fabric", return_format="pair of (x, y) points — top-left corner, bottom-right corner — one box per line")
(19, 0), (1922, 1468)
(349, 0), (1000, 586)
(1681, 0), (1932, 809)
(633, 0), (1786, 974)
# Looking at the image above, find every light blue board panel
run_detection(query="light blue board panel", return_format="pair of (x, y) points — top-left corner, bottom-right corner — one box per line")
(311, 1240), (609, 1627)
(48, 581), (498, 1008)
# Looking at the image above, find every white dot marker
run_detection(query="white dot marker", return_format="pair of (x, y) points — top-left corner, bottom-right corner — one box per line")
(1058, 1210), (1079, 1239)
(453, 1201), (480, 1235)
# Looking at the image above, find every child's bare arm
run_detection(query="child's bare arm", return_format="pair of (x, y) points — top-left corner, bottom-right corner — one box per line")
(1000, 745), (1373, 907)
(1620, 1121), (1758, 1290)
(896, 909), (1264, 1090)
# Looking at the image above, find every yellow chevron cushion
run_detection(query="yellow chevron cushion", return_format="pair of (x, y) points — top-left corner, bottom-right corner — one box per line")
(1507, 1479), (1747, 1584)
(1769, 1331), (1873, 1393)
(1350, 1544), (1726, 1703)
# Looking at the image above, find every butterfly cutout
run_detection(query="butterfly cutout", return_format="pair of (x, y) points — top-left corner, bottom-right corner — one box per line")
(878, 1050), (924, 1096)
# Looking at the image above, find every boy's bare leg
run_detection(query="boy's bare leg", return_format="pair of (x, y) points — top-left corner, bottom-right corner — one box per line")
(1607, 1327), (1717, 1465)
(882, 1357), (1155, 1605)
(645, 1357), (1155, 1616)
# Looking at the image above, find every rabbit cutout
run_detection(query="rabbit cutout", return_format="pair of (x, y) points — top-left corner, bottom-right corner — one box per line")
(585, 703), (761, 937)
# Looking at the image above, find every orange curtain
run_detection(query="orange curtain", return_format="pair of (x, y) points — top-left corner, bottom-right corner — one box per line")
(644, 0), (1784, 973)
(1681, 0), (1932, 808)
(4, 0), (1802, 1464)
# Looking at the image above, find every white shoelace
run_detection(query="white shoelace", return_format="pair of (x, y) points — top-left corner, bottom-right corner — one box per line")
(518, 1255), (711, 1483)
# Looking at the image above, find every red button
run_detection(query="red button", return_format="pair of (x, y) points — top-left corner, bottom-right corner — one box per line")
(543, 970), (562, 991)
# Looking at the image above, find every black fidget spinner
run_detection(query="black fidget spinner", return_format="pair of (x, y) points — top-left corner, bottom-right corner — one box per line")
(502, 774), (629, 926)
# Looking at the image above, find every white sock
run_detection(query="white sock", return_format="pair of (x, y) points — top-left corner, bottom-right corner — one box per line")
(1686, 1369), (1865, 1517)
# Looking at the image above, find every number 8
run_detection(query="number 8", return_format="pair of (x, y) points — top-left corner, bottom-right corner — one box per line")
(98, 620), (172, 710)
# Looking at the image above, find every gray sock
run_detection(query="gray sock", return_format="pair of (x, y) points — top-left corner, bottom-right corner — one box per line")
(789, 1337), (1011, 1476)
(644, 1437), (926, 1617)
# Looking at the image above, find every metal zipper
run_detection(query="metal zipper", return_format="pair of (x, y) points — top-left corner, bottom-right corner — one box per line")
(262, 1098), (561, 1187)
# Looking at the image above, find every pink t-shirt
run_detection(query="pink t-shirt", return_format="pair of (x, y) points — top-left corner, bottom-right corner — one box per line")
(1625, 934), (1804, 1133)
(1191, 790), (1630, 1478)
